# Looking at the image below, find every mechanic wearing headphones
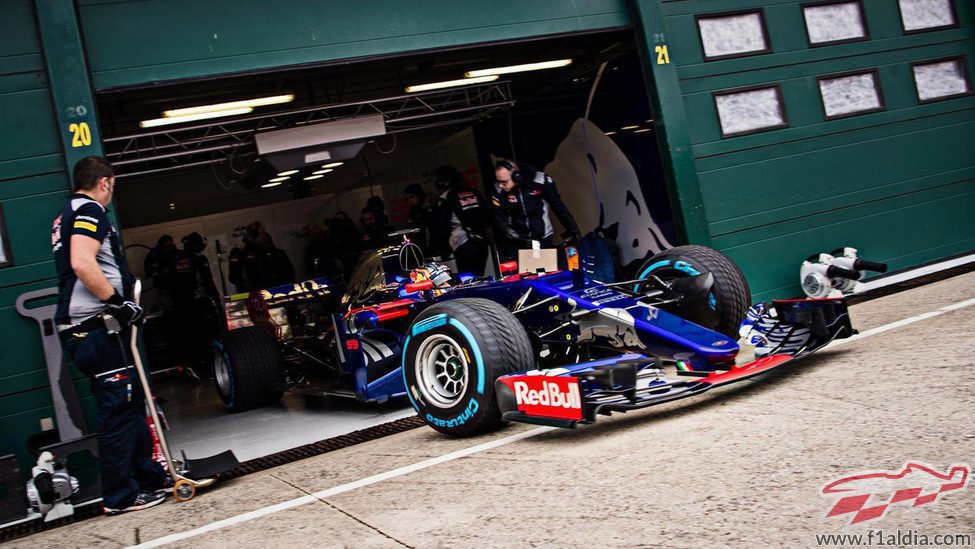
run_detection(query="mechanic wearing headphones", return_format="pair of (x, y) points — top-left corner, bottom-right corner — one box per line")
(490, 159), (581, 262)
(173, 232), (222, 368)
(434, 165), (490, 276)
(52, 156), (168, 514)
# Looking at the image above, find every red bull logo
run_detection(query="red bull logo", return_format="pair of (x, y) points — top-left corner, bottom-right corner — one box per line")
(512, 377), (582, 421)
(822, 462), (969, 524)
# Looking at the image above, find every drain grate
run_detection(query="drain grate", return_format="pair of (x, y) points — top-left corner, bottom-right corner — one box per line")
(0, 502), (103, 543)
(224, 414), (424, 479)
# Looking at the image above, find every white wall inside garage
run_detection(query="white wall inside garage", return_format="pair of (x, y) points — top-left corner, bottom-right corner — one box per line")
(122, 185), (382, 306)
(120, 127), (484, 307)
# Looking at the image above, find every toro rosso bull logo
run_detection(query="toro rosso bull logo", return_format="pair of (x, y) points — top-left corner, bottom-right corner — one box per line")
(512, 377), (582, 421)
(822, 462), (970, 524)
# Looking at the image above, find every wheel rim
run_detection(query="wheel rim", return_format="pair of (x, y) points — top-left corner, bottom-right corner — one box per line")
(214, 352), (231, 396)
(414, 333), (469, 408)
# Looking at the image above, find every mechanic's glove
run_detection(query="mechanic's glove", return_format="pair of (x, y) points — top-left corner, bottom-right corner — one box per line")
(102, 292), (145, 326)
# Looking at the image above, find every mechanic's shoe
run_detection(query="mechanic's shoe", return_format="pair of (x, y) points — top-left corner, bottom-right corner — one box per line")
(104, 491), (167, 515)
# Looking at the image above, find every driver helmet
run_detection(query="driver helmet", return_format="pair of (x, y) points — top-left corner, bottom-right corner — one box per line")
(411, 262), (452, 288)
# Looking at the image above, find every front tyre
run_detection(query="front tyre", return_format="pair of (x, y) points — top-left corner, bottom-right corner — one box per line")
(634, 245), (751, 338)
(403, 298), (533, 436)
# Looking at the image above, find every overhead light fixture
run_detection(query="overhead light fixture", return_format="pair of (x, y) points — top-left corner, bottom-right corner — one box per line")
(268, 176), (290, 182)
(140, 107), (253, 128)
(405, 75), (498, 93)
(312, 169), (333, 175)
(322, 162), (344, 168)
(163, 94), (295, 118)
(605, 131), (617, 136)
(261, 181), (283, 188)
(621, 125), (640, 130)
(276, 170), (299, 177)
(634, 128), (651, 133)
(464, 59), (573, 78)
(303, 174), (324, 181)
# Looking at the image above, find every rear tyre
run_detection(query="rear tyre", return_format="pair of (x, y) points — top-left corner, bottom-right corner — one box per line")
(403, 298), (533, 436)
(634, 245), (751, 338)
(213, 327), (285, 412)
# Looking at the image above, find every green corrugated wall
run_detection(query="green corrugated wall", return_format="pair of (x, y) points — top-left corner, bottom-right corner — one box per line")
(0, 0), (97, 477)
(660, 0), (975, 300)
(77, 0), (631, 90)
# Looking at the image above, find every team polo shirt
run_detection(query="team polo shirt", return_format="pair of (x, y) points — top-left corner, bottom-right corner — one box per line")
(52, 194), (133, 325)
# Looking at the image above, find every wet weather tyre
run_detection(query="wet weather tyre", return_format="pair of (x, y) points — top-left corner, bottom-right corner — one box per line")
(634, 245), (750, 338)
(403, 298), (533, 437)
(213, 327), (285, 412)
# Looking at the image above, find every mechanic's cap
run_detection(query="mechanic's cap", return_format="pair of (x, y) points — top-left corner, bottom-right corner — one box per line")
(433, 165), (461, 188)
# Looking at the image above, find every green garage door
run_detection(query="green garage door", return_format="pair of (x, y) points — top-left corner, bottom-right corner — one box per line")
(77, 0), (631, 90)
(663, 0), (975, 300)
(0, 1), (101, 477)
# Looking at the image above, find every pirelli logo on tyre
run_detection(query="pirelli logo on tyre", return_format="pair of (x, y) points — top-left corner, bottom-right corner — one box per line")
(512, 376), (582, 421)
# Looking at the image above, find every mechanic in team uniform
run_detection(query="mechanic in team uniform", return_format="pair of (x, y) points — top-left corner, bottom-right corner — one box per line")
(143, 234), (180, 309)
(52, 156), (168, 515)
(403, 183), (440, 256)
(359, 207), (392, 250)
(228, 221), (295, 291)
(172, 232), (223, 367)
(434, 165), (490, 276)
(227, 223), (260, 292)
(299, 223), (342, 280)
(490, 159), (581, 262)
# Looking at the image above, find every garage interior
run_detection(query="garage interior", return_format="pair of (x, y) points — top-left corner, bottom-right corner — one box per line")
(94, 29), (676, 461)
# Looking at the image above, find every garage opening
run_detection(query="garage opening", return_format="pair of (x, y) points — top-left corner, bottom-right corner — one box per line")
(95, 29), (676, 461)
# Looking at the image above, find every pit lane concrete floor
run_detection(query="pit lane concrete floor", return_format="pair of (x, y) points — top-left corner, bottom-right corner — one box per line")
(14, 272), (975, 548)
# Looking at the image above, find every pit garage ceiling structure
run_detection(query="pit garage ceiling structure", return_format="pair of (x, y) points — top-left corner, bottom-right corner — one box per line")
(0, 0), (973, 519)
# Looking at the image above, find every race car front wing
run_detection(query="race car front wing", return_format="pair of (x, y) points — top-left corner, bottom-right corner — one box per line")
(495, 297), (854, 428)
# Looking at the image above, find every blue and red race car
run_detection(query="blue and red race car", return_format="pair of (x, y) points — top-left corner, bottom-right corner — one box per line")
(214, 242), (854, 436)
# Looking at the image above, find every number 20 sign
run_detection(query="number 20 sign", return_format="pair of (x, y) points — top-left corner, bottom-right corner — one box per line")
(68, 122), (92, 148)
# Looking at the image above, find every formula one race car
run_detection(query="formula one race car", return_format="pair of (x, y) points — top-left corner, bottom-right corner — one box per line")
(214, 240), (855, 436)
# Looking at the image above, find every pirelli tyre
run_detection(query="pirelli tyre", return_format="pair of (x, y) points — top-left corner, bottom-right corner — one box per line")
(212, 326), (285, 412)
(634, 245), (751, 338)
(403, 298), (533, 436)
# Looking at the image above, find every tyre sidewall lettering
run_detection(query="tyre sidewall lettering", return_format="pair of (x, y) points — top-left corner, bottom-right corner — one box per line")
(405, 313), (486, 430)
(425, 398), (479, 429)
